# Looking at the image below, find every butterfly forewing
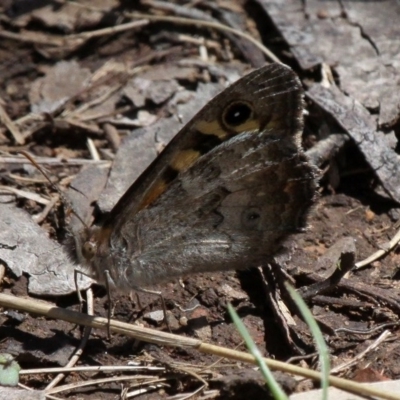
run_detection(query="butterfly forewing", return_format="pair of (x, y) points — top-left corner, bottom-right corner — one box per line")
(106, 64), (304, 228)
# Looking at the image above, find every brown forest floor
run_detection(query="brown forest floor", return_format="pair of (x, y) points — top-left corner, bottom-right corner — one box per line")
(1, 1), (400, 399)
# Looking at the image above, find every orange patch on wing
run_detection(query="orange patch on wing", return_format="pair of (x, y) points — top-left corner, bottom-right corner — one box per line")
(194, 120), (228, 139)
(139, 180), (168, 210)
(231, 119), (260, 133)
(170, 149), (200, 172)
(196, 118), (260, 137)
(266, 118), (284, 130)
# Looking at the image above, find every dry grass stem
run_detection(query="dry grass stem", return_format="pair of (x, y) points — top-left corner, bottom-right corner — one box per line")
(1, 293), (400, 400)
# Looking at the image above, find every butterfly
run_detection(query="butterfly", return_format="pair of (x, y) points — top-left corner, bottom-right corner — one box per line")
(75, 63), (316, 296)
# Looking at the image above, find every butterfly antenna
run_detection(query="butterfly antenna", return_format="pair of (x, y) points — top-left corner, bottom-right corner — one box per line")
(20, 151), (89, 230)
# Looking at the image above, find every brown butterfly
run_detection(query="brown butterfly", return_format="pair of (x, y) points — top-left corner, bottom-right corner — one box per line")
(75, 63), (317, 297)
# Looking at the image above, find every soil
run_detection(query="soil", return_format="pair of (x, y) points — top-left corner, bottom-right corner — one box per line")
(1, 1), (400, 399)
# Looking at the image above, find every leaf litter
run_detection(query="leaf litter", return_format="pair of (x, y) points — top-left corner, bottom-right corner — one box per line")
(1, 1), (400, 399)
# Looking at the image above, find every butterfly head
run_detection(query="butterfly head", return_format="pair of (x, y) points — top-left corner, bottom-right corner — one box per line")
(81, 234), (97, 262)
(74, 227), (99, 276)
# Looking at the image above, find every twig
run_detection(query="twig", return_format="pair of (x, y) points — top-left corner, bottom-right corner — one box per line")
(123, 381), (168, 398)
(87, 138), (100, 161)
(0, 20), (148, 47)
(126, 12), (281, 63)
(1, 293), (400, 400)
(143, 0), (266, 66)
(330, 330), (391, 374)
(10, 50), (176, 141)
(21, 365), (164, 375)
(77, 105), (134, 123)
(62, 84), (124, 119)
(8, 173), (48, 184)
(0, 29), (62, 46)
(0, 98), (25, 144)
(355, 225), (400, 269)
(66, 20), (149, 42)
(0, 186), (50, 205)
(176, 34), (220, 49)
(47, 374), (167, 396)
(0, 155), (110, 166)
(335, 322), (400, 335)
(13, 112), (42, 126)
(32, 195), (59, 224)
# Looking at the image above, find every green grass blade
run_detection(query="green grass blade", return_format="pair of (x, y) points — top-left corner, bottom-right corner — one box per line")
(228, 303), (289, 400)
(286, 283), (330, 400)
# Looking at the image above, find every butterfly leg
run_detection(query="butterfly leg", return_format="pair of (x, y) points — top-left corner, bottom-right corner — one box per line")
(104, 270), (114, 338)
(74, 268), (89, 310)
(133, 286), (171, 332)
(73, 268), (95, 336)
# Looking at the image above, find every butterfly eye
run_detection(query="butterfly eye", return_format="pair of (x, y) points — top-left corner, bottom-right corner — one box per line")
(82, 241), (97, 261)
(222, 101), (254, 128)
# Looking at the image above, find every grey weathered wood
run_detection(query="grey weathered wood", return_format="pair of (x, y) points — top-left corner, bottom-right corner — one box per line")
(257, 0), (400, 126)
(0, 204), (91, 296)
(307, 84), (400, 203)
